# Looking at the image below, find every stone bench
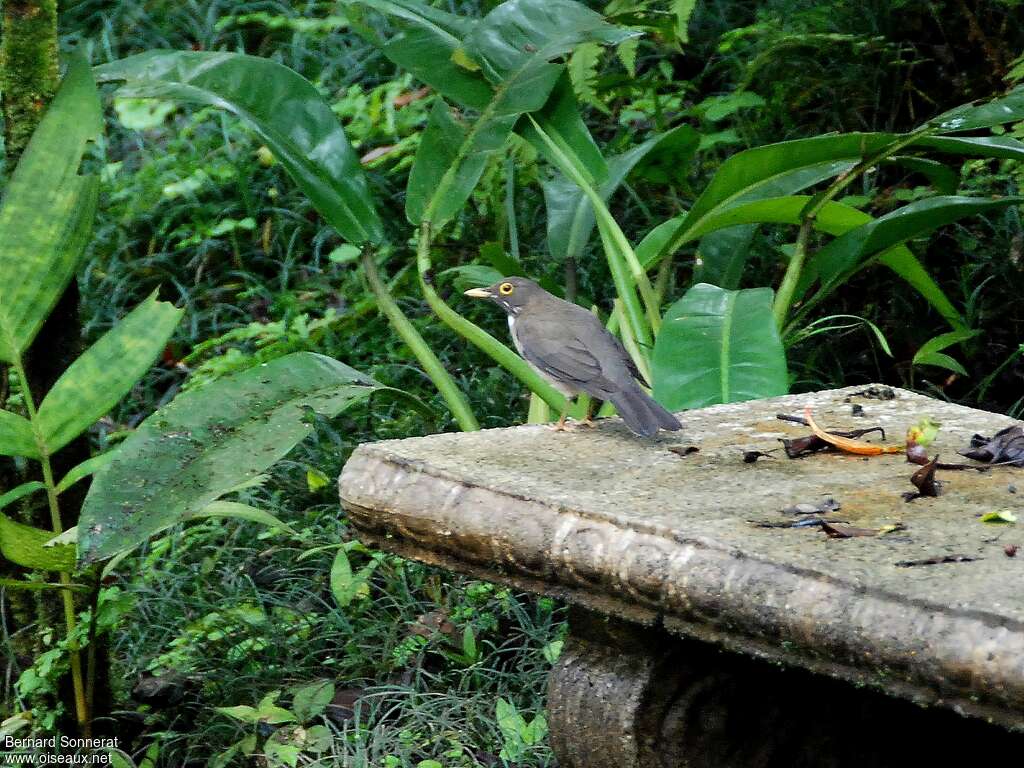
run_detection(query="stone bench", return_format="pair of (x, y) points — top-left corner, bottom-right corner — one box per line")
(338, 385), (1024, 766)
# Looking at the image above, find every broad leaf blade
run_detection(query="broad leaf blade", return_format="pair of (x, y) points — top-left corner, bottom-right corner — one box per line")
(464, 0), (632, 88)
(37, 291), (183, 454)
(544, 124), (699, 263)
(78, 353), (389, 563)
(652, 131), (1024, 266)
(808, 196), (1024, 309)
(407, 99), (514, 226)
(930, 87), (1024, 133)
(652, 284), (788, 410)
(346, 0), (493, 110)
(0, 410), (39, 459)
(95, 51), (383, 244)
(0, 514), (76, 572)
(0, 57), (101, 363)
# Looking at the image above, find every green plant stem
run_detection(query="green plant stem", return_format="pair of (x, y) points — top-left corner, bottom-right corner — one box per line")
(771, 126), (935, 329)
(613, 299), (652, 386)
(360, 250), (479, 432)
(11, 357), (88, 733)
(526, 117), (659, 346)
(415, 222), (576, 415)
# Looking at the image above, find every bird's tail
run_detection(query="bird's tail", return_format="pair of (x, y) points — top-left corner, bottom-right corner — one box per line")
(611, 388), (682, 437)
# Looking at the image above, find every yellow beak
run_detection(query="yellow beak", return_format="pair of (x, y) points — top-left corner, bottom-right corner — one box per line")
(463, 287), (493, 298)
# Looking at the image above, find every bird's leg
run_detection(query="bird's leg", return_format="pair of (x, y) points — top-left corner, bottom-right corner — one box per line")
(552, 402), (570, 432)
(578, 400), (595, 427)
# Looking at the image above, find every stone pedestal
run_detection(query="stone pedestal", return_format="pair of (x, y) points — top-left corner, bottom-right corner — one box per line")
(339, 386), (1024, 762)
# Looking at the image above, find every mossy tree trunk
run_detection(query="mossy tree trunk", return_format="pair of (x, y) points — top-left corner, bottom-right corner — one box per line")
(1, 0), (108, 734)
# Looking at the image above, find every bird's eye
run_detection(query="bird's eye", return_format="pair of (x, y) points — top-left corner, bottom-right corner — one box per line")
(498, 282), (514, 296)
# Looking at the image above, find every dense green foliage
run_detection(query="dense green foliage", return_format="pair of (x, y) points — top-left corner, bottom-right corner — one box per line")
(1, 0), (1023, 765)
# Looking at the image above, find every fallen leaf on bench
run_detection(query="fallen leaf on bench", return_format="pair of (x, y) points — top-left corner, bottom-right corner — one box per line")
(777, 414), (888, 458)
(749, 517), (847, 529)
(669, 445), (700, 457)
(979, 510), (1018, 524)
(1005, 544), (1019, 557)
(805, 407), (903, 456)
(895, 554), (979, 567)
(743, 449), (775, 463)
(902, 455), (941, 502)
(821, 522), (882, 538)
(959, 425), (1024, 466)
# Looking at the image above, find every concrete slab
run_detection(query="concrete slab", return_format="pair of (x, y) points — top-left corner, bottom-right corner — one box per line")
(339, 385), (1024, 729)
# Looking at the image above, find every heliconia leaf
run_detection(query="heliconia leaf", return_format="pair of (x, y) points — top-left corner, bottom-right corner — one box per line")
(406, 99), (515, 226)
(463, 0), (633, 90)
(653, 284), (788, 410)
(543, 124), (700, 265)
(0, 410), (39, 459)
(0, 57), (101, 364)
(806, 196), (1024, 311)
(36, 291), (183, 454)
(650, 131), (1024, 267)
(930, 87), (1024, 133)
(95, 51), (383, 244)
(404, 0), (634, 227)
(345, 0), (493, 110)
(78, 353), (394, 563)
(0, 513), (76, 572)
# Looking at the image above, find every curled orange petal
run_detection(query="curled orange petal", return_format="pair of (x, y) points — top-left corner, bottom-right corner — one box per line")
(804, 407), (903, 456)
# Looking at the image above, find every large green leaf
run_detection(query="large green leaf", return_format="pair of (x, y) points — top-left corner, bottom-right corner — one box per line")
(543, 124), (700, 265)
(805, 196), (1024, 310)
(406, 99), (514, 226)
(346, 0), (492, 110)
(78, 353), (391, 563)
(0, 513), (76, 572)
(0, 410), (38, 459)
(652, 284), (788, 410)
(95, 51), (382, 244)
(36, 291), (183, 455)
(0, 57), (101, 364)
(404, 0), (633, 227)
(930, 87), (1024, 133)
(651, 132), (1024, 267)
(693, 225), (758, 289)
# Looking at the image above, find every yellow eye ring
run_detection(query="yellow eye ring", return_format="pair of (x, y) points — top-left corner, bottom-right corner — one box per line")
(498, 282), (514, 296)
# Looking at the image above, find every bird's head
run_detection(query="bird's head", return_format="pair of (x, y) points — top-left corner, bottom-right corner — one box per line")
(464, 276), (542, 315)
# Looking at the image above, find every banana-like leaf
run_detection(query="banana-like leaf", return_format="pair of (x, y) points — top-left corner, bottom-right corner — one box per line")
(347, 2), (609, 189)
(0, 513), (76, 572)
(805, 196), (1024, 311)
(651, 132), (1024, 267)
(78, 353), (392, 563)
(406, 99), (514, 226)
(0, 410), (38, 459)
(405, 0), (634, 227)
(930, 87), (1024, 133)
(346, 0), (492, 110)
(883, 157), (958, 195)
(36, 291), (183, 455)
(0, 57), (101, 364)
(653, 284), (788, 410)
(95, 52), (382, 244)
(693, 225), (759, 289)
(543, 124), (700, 265)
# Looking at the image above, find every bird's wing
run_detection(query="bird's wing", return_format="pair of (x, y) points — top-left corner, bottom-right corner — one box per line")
(515, 314), (620, 395)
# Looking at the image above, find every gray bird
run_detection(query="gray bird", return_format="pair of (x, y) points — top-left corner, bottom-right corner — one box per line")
(464, 277), (681, 437)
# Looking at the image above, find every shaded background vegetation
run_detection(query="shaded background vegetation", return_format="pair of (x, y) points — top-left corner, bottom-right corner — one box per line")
(2, 0), (1022, 764)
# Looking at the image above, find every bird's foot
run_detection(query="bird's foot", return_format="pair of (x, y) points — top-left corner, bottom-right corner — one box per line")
(547, 417), (595, 431)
